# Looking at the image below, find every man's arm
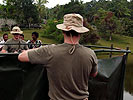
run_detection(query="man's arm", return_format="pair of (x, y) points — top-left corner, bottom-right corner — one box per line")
(90, 71), (98, 77)
(18, 50), (29, 62)
(1, 49), (7, 53)
(18, 48), (38, 62)
(90, 52), (98, 78)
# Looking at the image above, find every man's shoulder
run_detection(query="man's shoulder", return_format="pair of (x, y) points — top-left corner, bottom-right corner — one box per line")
(84, 46), (94, 51)
(27, 40), (31, 43)
(81, 46), (96, 55)
(36, 40), (42, 43)
(44, 44), (56, 48)
(40, 44), (60, 52)
(20, 40), (27, 43)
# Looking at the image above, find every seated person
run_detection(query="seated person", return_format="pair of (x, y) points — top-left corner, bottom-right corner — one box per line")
(0, 33), (8, 51)
(1, 26), (28, 53)
(27, 32), (42, 49)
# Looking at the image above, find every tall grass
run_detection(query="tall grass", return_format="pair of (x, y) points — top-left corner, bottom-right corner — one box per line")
(97, 34), (133, 53)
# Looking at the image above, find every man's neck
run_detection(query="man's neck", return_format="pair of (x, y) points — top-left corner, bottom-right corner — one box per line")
(64, 37), (79, 44)
(13, 38), (17, 40)
(63, 33), (80, 44)
(32, 39), (37, 43)
(4, 40), (7, 42)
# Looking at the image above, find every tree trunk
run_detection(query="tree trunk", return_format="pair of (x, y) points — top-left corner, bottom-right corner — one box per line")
(109, 32), (112, 41)
(29, 23), (31, 29)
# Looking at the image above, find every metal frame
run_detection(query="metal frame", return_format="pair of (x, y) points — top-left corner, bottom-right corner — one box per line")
(0, 43), (131, 56)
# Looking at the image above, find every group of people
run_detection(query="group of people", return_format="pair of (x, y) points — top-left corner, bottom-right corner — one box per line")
(1, 13), (98, 100)
(0, 26), (42, 53)
(0, 13), (98, 100)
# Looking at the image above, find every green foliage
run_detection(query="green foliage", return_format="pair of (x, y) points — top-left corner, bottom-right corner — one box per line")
(0, 0), (132, 39)
(80, 23), (100, 44)
(92, 8), (127, 40)
(1, 25), (9, 31)
(1, 0), (39, 27)
(21, 0), (39, 25)
(43, 19), (63, 43)
(50, 0), (85, 20)
(45, 0), (133, 39)
(122, 18), (133, 36)
(35, 0), (48, 21)
(80, 32), (100, 45)
(43, 18), (100, 44)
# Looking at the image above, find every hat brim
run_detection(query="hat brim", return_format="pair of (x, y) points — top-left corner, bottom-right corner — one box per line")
(10, 31), (23, 34)
(56, 24), (89, 33)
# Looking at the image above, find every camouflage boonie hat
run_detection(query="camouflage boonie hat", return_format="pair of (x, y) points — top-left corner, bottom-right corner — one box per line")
(10, 26), (23, 34)
(56, 13), (89, 33)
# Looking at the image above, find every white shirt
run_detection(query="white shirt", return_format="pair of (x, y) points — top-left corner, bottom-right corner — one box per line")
(0, 40), (6, 48)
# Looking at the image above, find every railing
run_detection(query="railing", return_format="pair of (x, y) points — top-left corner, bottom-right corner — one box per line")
(0, 43), (131, 55)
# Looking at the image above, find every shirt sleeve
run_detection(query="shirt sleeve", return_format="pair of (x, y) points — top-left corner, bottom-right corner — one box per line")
(2, 41), (9, 51)
(90, 51), (98, 75)
(24, 44), (29, 50)
(28, 46), (53, 65)
(0, 41), (4, 48)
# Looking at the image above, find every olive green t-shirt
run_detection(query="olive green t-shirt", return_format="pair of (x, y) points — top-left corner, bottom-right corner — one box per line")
(28, 43), (98, 100)
(3, 38), (28, 53)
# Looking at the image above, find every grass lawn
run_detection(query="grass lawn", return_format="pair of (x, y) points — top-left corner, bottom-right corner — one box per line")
(97, 34), (133, 53)
(0, 28), (56, 44)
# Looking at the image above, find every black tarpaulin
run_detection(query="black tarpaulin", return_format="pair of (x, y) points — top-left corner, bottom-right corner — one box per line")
(0, 54), (126, 100)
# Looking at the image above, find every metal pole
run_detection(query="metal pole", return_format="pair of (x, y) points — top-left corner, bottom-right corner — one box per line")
(109, 44), (113, 58)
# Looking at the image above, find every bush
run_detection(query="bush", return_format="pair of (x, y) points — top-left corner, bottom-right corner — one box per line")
(43, 19), (63, 43)
(43, 19), (100, 44)
(1, 25), (9, 32)
(80, 20), (100, 44)
(80, 31), (100, 44)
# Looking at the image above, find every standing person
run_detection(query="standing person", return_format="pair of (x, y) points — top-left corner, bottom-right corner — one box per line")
(20, 34), (24, 40)
(27, 32), (42, 49)
(0, 33), (8, 51)
(1, 26), (28, 53)
(18, 14), (98, 100)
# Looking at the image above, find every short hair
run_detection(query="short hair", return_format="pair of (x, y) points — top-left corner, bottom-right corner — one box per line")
(63, 30), (79, 37)
(32, 32), (39, 38)
(3, 33), (8, 38)
(20, 34), (24, 38)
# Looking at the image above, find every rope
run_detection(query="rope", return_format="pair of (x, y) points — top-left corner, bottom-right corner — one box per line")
(68, 33), (76, 55)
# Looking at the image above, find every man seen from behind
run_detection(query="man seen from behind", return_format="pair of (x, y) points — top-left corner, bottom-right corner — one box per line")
(18, 13), (98, 100)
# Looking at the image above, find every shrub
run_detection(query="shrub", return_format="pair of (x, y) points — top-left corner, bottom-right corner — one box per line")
(43, 19), (63, 43)
(80, 19), (100, 44)
(80, 31), (100, 44)
(1, 25), (9, 32)
(43, 19), (100, 44)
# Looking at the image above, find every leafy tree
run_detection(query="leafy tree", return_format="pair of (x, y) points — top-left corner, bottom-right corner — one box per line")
(22, 0), (39, 27)
(35, 0), (48, 20)
(3, 0), (39, 28)
(92, 8), (123, 40)
(43, 19), (63, 43)
(50, 0), (85, 20)
(80, 18), (100, 44)
(110, 0), (131, 18)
